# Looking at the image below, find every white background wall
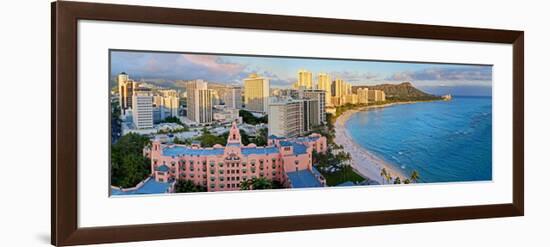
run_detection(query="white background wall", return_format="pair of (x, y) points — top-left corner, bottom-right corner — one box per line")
(0, 0), (548, 246)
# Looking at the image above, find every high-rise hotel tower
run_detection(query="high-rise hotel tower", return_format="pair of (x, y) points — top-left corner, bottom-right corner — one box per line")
(186, 80), (213, 124)
(316, 73), (332, 107)
(132, 86), (154, 129)
(117, 72), (137, 114)
(244, 74), (270, 114)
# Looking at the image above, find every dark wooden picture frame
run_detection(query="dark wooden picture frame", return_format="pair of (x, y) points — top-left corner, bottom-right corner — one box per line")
(51, 1), (524, 246)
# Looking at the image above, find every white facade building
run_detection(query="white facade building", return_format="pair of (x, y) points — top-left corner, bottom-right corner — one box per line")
(268, 97), (304, 138)
(303, 89), (326, 124)
(187, 80), (213, 124)
(224, 86), (243, 109)
(132, 86), (153, 129)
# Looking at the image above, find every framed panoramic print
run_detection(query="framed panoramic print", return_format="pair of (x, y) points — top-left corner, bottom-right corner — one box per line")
(51, 1), (524, 246)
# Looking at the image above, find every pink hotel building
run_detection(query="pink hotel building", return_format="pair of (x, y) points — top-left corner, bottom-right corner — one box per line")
(112, 122), (328, 195)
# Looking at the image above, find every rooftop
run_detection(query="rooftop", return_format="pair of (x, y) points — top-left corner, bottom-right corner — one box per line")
(279, 141), (293, 147)
(163, 146), (225, 157)
(111, 178), (173, 195)
(268, 134), (284, 140)
(155, 165), (169, 172)
(291, 143), (308, 155)
(294, 136), (320, 142)
(241, 146), (279, 156)
(286, 170), (322, 188)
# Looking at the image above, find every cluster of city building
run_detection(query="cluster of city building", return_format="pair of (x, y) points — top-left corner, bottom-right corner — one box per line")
(111, 69), (386, 194)
(290, 69), (386, 106)
(117, 72), (180, 130)
(115, 73), (243, 132)
(115, 69), (385, 134)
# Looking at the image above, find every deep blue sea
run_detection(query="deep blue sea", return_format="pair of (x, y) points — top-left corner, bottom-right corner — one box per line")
(346, 96), (492, 183)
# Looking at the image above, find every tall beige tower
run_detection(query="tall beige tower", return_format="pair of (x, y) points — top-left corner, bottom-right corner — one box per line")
(345, 83), (352, 95)
(244, 74), (270, 114)
(117, 72), (136, 114)
(317, 73), (332, 107)
(332, 79), (346, 98)
(357, 88), (369, 104)
(297, 69), (313, 89)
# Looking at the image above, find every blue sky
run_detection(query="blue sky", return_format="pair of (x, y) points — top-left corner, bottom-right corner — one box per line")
(110, 50), (492, 96)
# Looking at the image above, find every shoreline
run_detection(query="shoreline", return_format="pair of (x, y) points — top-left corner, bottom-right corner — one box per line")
(333, 101), (416, 184)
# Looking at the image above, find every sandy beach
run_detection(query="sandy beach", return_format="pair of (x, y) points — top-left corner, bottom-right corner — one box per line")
(334, 103), (410, 184)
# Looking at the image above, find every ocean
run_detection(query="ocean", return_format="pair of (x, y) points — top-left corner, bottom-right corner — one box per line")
(345, 96), (492, 183)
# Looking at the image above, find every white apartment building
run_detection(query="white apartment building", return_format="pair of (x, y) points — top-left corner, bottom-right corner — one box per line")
(187, 80), (213, 124)
(132, 86), (154, 129)
(268, 97), (304, 138)
(302, 89), (326, 124)
(224, 86), (243, 109)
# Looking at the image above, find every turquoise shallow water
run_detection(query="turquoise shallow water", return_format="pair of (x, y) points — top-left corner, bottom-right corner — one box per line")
(345, 97), (492, 183)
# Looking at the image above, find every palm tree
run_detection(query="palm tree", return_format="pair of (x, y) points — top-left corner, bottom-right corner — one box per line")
(252, 177), (273, 190)
(341, 164), (353, 181)
(386, 172), (393, 184)
(410, 170), (420, 183)
(239, 180), (252, 190)
(175, 180), (205, 193)
(240, 178), (273, 190)
(380, 168), (388, 184)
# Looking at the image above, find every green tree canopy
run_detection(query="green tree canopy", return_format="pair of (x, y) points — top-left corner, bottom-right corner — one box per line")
(239, 110), (268, 125)
(111, 133), (151, 188)
(175, 180), (206, 193)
